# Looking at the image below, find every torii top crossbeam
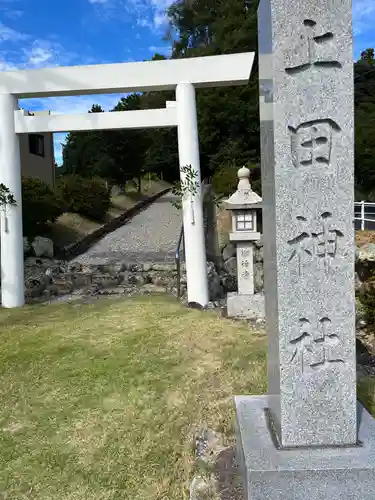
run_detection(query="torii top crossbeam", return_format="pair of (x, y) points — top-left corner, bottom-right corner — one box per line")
(0, 52), (255, 98)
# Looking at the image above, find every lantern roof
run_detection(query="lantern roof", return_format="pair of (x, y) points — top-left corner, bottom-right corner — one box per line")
(226, 166), (262, 210)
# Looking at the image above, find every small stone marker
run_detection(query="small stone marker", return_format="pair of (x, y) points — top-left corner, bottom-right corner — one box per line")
(225, 167), (264, 319)
(235, 0), (375, 499)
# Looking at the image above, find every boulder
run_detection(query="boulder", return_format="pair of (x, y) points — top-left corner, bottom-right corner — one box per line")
(357, 243), (375, 263)
(23, 237), (31, 255)
(222, 242), (236, 261)
(31, 236), (54, 258)
(221, 274), (237, 293)
(254, 262), (264, 293)
(356, 243), (375, 282)
(254, 242), (264, 263)
(223, 256), (237, 276)
(207, 261), (223, 301)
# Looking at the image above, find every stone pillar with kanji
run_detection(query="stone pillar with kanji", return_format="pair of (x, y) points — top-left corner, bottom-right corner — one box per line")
(225, 167), (264, 319)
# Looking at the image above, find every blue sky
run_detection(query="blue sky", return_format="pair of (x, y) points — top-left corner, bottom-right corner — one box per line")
(0, 0), (374, 165)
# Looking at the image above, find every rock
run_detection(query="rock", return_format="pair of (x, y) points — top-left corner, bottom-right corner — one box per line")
(153, 277), (167, 287)
(23, 237), (31, 255)
(222, 242), (236, 261)
(356, 243), (375, 282)
(25, 256), (55, 269)
(356, 297), (367, 328)
(254, 237), (263, 249)
(223, 256), (237, 276)
(189, 476), (217, 500)
(128, 274), (145, 286)
(221, 274), (237, 293)
(108, 262), (126, 274)
(355, 272), (363, 293)
(97, 287), (126, 295)
(139, 284), (166, 294)
(128, 263), (144, 273)
(70, 273), (92, 288)
(357, 243), (375, 263)
(31, 236), (54, 258)
(254, 243), (264, 263)
(25, 277), (45, 298)
(254, 262), (264, 293)
(67, 262), (82, 273)
(207, 262), (223, 301)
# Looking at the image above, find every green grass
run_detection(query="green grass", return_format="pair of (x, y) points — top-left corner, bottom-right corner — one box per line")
(0, 296), (267, 500)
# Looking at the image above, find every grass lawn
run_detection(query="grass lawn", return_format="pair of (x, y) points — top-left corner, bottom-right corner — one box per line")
(0, 295), (267, 500)
(48, 179), (170, 249)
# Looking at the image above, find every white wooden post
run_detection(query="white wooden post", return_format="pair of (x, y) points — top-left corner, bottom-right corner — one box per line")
(361, 200), (365, 231)
(0, 94), (25, 307)
(176, 81), (209, 307)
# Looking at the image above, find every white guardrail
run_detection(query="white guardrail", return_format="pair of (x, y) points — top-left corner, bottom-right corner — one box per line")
(355, 201), (375, 231)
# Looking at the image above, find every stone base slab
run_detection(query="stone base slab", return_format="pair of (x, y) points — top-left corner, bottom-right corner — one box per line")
(227, 293), (264, 319)
(235, 395), (375, 500)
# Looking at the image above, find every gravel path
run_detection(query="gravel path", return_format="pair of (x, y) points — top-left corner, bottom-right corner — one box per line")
(73, 193), (182, 266)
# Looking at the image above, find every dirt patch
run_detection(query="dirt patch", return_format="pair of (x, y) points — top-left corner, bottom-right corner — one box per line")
(356, 230), (375, 247)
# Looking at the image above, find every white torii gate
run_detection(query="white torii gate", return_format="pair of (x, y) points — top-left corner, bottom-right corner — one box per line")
(0, 52), (254, 308)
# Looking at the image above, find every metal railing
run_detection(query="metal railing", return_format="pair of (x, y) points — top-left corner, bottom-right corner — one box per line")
(175, 224), (184, 298)
(355, 201), (375, 231)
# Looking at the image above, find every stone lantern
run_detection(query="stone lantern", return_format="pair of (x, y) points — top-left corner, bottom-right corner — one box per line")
(225, 166), (264, 319)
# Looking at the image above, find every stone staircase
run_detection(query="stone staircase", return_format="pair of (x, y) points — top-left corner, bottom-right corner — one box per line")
(24, 257), (187, 301)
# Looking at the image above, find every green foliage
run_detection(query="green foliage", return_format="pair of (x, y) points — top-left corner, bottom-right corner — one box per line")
(360, 48), (375, 66)
(0, 183), (16, 207)
(358, 258), (375, 327)
(355, 49), (375, 196)
(59, 3), (375, 199)
(57, 175), (110, 220)
(360, 287), (375, 326)
(211, 162), (240, 197)
(171, 165), (200, 209)
(22, 177), (64, 238)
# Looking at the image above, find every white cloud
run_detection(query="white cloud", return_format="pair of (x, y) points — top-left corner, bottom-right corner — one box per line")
(26, 44), (54, 67)
(87, 0), (173, 33)
(0, 21), (27, 42)
(0, 0), (23, 20)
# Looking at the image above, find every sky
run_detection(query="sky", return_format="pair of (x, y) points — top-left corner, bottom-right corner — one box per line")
(0, 0), (374, 165)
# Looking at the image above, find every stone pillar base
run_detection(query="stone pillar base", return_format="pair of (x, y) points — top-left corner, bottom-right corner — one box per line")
(226, 293), (264, 319)
(235, 395), (375, 500)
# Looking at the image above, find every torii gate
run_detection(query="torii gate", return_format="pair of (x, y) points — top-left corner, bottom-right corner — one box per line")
(0, 52), (254, 308)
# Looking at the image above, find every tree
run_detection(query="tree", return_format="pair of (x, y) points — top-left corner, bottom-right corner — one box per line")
(355, 48), (375, 197)
(62, 105), (108, 177)
(166, 0), (260, 181)
(360, 48), (375, 66)
(60, 6), (375, 201)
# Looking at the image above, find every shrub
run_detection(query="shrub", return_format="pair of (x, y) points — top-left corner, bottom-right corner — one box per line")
(57, 175), (110, 220)
(22, 177), (65, 238)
